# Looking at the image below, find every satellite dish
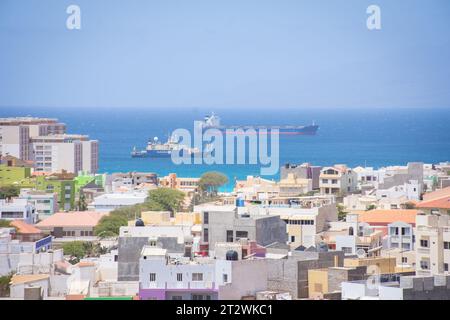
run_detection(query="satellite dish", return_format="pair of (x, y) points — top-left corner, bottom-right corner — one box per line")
(356, 249), (367, 258)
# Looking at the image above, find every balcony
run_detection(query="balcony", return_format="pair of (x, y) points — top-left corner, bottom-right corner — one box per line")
(417, 247), (430, 254)
(164, 281), (216, 290)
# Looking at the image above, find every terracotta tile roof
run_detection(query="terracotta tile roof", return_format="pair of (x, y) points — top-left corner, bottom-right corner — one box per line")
(416, 196), (450, 209)
(10, 220), (42, 234)
(422, 187), (450, 201)
(10, 274), (49, 285)
(35, 211), (108, 228)
(355, 209), (419, 225)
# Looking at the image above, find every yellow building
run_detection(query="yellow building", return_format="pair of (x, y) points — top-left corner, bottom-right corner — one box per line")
(308, 265), (367, 299)
(134, 210), (201, 226)
(159, 173), (200, 194)
(344, 256), (396, 274)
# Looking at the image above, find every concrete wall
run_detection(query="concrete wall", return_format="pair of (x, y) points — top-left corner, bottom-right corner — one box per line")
(267, 251), (344, 299)
(118, 237), (149, 281)
(217, 259), (268, 300)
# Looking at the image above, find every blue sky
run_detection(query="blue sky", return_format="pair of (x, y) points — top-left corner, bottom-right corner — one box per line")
(0, 0), (449, 109)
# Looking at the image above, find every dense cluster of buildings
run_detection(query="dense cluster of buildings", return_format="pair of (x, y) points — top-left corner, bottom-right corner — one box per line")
(2, 117), (450, 300)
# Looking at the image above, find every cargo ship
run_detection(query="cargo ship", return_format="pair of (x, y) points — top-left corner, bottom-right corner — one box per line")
(200, 113), (318, 135)
(131, 136), (199, 158)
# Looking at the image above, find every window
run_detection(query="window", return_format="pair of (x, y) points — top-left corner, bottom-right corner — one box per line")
(420, 260), (429, 270)
(322, 179), (328, 184)
(149, 273), (156, 282)
(223, 274), (228, 283)
(342, 247), (353, 254)
(390, 227), (398, 235)
(444, 242), (450, 250)
(192, 273), (203, 281)
(420, 239), (429, 248)
(235, 231), (248, 239)
(81, 231), (85, 236)
(332, 179), (337, 184)
(177, 273), (183, 282)
(172, 296), (182, 300)
(192, 294), (203, 300)
(401, 227), (409, 236)
(402, 257), (408, 263)
(203, 228), (208, 243)
(0, 211), (23, 219)
(445, 263), (449, 272)
(291, 236), (295, 242)
(203, 212), (209, 224)
(226, 230), (233, 243)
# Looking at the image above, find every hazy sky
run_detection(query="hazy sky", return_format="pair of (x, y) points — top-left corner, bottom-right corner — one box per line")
(1, 0), (449, 109)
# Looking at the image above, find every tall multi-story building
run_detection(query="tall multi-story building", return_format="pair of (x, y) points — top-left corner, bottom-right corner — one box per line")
(0, 117), (66, 161)
(0, 117), (98, 174)
(415, 213), (450, 276)
(31, 134), (98, 174)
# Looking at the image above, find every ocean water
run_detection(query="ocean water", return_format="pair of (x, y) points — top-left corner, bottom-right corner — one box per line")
(1, 107), (450, 190)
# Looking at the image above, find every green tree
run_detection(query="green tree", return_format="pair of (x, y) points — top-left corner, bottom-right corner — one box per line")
(0, 219), (12, 228)
(337, 204), (348, 221)
(404, 202), (416, 210)
(94, 214), (128, 238)
(366, 204), (377, 211)
(0, 186), (20, 199)
(82, 242), (107, 257)
(62, 241), (86, 264)
(198, 171), (228, 195)
(147, 188), (186, 214)
(0, 273), (14, 297)
(77, 192), (88, 211)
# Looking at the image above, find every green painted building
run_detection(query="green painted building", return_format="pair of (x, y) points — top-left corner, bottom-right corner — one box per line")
(74, 174), (96, 194)
(35, 175), (76, 211)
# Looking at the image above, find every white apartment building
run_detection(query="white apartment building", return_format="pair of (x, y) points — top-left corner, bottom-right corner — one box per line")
(18, 189), (58, 220)
(387, 221), (414, 251)
(31, 134), (98, 174)
(415, 213), (450, 276)
(0, 117), (98, 174)
(319, 165), (358, 196)
(376, 180), (421, 201)
(353, 166), (382, 189)
(0, 228), (35, 276)
(138, 246), (268, 300)
(0, 198), (36, 224)
(322, 214), (383, 257)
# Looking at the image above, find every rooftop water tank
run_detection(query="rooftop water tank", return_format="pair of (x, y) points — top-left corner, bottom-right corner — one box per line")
(236, 198), (245, 207)
(225, 250), (239, 261)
